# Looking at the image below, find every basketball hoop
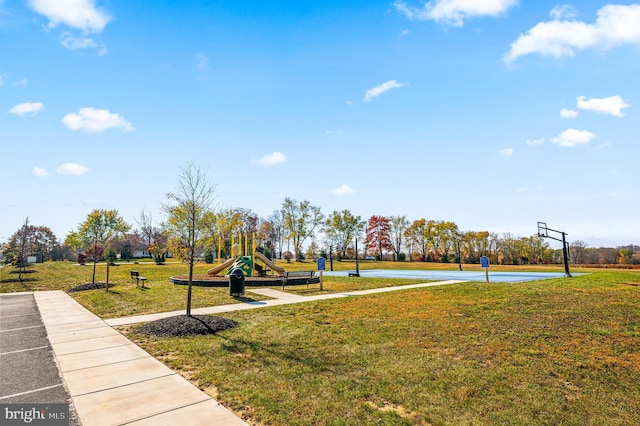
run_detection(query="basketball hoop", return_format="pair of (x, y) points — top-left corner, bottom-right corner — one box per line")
(536, 222), (571, 278)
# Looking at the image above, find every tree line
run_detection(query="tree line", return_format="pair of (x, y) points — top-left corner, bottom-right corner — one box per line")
(3, 166), (640, 269)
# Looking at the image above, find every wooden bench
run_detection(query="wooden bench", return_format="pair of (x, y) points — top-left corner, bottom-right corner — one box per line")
(130, 270), (148, 288)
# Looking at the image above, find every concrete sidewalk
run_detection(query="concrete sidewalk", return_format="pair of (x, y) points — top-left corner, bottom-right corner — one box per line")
(4, 279), (465, 425)
(34, 291), (247, 426)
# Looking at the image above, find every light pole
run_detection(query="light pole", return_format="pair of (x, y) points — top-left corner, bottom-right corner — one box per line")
(537, 222), (572, 278)
(329, 245), (334, 271)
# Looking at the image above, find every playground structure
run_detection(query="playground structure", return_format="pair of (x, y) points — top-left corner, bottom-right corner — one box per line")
(206, 233), (286, 278)
(170, 233), (319, 287)
(206, 252), (285, 277)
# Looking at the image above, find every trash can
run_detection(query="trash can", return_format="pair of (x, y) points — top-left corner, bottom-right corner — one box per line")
(229, 268), (245, 297)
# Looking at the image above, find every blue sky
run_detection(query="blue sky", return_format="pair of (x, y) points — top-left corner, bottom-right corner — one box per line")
(1, 0), (639, 248)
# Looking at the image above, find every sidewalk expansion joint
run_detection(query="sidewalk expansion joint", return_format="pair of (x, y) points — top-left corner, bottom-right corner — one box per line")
(62, 355), (152, 373)
(53, 342), (134, 356)
(47, 324), (112, 335)
(71, 372), (178, 398)
(118, 398), (214, 425)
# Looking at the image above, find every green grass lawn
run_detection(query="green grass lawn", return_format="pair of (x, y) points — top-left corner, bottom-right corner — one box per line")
(124, 270), (640, 425)
(0, 260), (432, 317)
(4, 259), (639, 424)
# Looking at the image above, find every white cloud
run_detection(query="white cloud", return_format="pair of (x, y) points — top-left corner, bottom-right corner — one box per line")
(550, 5), (577, 21)
(32, 167), (49, 177)
(551, 128), (595, 147)
(560, 108), (579, 119)
(61, 107), (134, 133)
(8, 101), (44, 116)
(28, 0), (111, 33)
(576, 95), (629, 117)
(61, 35), (97, 50)
(594, 142), (611, 151)
(57, 163), (89, 175)
(364, 80), (406, 102)
(12, 78), (29, 87)
(525, 137), (545, 145)
(498, 148), (513, 157)
(252, 151), (287, 167)
(505, 4), (640, 62)
(330, 184), (355, 196)
(394, 0), (517, 27)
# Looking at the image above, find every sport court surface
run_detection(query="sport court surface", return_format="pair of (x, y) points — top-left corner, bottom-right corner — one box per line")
(324, 269), (569, 282)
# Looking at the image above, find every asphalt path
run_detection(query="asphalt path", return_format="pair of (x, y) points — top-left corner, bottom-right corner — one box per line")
(0, 293), (80, 425)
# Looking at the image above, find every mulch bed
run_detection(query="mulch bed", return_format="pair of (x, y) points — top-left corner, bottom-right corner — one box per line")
(134, 315), (238, 337)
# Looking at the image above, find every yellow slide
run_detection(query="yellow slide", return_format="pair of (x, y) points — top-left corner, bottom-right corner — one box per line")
(207, 257), (237, 276)
(254, 252), (285, 274)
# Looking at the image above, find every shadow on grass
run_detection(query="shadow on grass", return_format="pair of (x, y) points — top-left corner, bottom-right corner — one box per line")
(216, 334), (315, 367)
(68, 282), (117, 292)
(1, 278), (39, 283)
(233, 296), (265, 304)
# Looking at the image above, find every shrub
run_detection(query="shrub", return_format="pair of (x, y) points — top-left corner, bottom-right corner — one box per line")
(105, 248), (117, 265)
(204, 249), (214, 264)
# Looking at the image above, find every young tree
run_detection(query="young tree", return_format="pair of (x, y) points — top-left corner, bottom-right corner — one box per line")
(323, 210), (365, 259)
(135, 209), (157, 247)
(162, 163), (216, 316)
(365, 215), (393, 260)
(389, 215), (409, 261)
(404, 219), (432, 261)
(267, 210), (286, 258)
(202, 208), (242, 258)
(78, 209), (130, 287)
(234, 208), (259, 236)
(569, 240), (588, 265)
(306, 240), (320, 260)
(2, 223), (59, 264)
(281, 198), (324, 261)
(433, 221), (459, 262)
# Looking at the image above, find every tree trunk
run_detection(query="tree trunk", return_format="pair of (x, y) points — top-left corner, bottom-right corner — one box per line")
(92, 241), (98, 285)
(105, 260), (110, 291)
(186, 229), (195, 317)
